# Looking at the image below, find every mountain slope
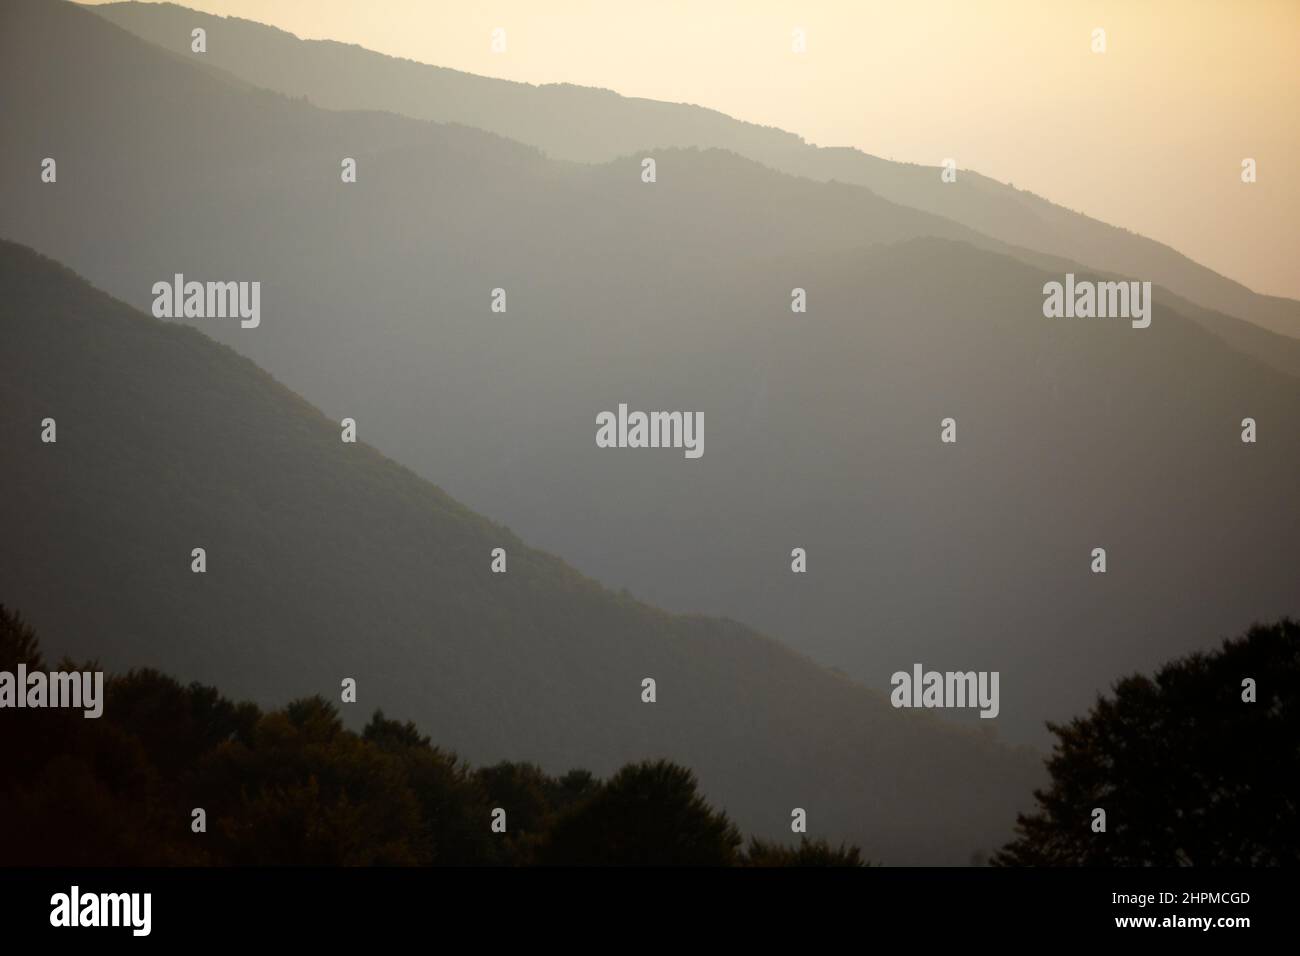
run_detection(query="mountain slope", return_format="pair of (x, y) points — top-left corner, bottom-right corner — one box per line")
(90, 0), (1300, 340)
(3, 0), (1298, 751)
(0, 238), (1041, 864)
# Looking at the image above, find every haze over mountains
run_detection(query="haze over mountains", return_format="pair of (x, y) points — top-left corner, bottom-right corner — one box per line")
(0, 238), (1044, 864)
(2, 0), (1298, 754)
(90, 1), (1300, 343)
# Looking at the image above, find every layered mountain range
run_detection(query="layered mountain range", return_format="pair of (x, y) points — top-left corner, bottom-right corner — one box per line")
(1, 0), (1296, 861)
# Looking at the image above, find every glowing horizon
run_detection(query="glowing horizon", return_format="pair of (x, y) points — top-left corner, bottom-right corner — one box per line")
(82, 0), (1300, 299)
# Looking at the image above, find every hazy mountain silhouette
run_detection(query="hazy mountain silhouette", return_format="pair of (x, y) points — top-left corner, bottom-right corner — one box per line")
(90, 0), (1300, 343)
(0, 238), (1041, 864)
(2, 0), (1298, 752)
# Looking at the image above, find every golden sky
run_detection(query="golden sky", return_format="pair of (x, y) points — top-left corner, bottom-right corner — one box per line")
(86, 0), (1300, 299)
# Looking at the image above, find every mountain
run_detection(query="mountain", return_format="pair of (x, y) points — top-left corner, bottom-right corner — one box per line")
(2, 0), (1298, 751)
(0, 238), (1041, 864)
(90, 0), (1300, 342)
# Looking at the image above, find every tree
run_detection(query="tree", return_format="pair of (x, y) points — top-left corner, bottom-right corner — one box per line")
(538, 759), (742, 865)
(742, 837), (868, 867)
(994, 619), (1299, 866)
(367, 711), (502, 865)
(0, 604), (43, 670)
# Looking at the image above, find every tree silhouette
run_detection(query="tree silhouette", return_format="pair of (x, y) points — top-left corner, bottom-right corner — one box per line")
(742, 836), (868, 867)
(365, 710), (501, 864)
(0, 606), (864, 867)
(538, 759), (743, 865)
(0, 604), (43, 670)
(994, 619), (1299, 866)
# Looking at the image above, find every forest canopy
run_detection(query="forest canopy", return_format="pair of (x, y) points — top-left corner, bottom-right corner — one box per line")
(0, 605), (863, 867)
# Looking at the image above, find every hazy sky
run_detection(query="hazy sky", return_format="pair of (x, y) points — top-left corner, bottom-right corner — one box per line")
(87, 0), (1300, 299)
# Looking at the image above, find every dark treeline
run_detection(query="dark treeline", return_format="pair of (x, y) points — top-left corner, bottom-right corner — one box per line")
(4, 605), (1295, 866)
(0, 606), (863, 866)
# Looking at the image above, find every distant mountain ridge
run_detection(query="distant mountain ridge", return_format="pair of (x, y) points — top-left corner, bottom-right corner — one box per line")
(90, 0), (1300, 342)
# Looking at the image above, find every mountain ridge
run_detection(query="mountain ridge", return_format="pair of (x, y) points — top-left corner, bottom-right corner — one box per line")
(4, 0), (1297, 753)
(88, 0), (1300, 339)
